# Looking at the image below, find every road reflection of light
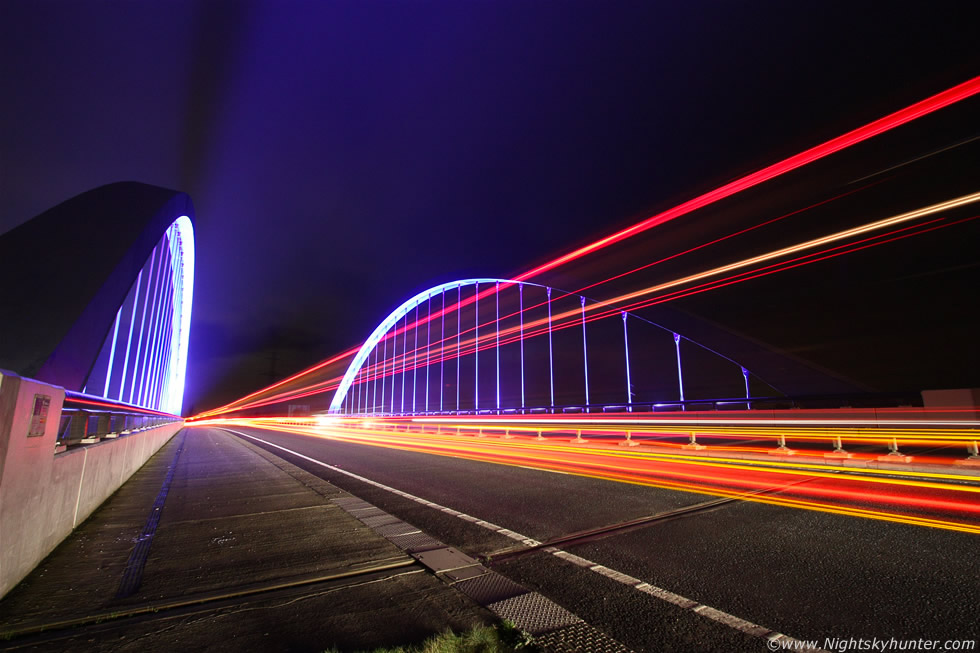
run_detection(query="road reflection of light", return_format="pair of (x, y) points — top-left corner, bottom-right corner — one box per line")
(190, 77), (980, 420)
(192, 416), (980, 535)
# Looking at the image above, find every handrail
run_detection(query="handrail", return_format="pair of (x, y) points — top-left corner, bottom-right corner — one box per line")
(57, 391), (182, 451)
(349, 391), (924, 417)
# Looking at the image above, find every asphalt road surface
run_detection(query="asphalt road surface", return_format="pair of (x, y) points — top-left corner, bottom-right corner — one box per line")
(218, 425), (980, 653)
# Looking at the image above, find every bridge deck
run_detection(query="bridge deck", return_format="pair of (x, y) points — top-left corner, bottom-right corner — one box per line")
(0, 428), (496, 651)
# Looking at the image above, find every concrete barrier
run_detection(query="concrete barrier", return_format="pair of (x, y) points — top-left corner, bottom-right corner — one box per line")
(0, 369), (182, 598)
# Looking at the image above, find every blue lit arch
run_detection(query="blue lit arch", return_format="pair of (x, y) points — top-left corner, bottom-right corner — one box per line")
(0, 182), (196, 414)
(329, 278), (775, 414)
(329, 279), (511, 413)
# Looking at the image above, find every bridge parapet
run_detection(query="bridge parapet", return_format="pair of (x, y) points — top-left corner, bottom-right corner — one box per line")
(0, 369), (182, 598)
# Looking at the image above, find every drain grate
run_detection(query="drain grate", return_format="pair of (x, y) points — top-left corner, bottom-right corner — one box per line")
(360, 513), (403, 528)
(349, 506), (387, 518)
(455, 571), (529, 605)
(373, 521), (420, 537)
(332, 497), (371, 509)
(487, 592), (582, 635)
(387, 531), (444, 552)
(534, 621), (632, 653)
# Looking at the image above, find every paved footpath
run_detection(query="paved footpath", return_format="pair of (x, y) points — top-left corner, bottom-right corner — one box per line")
(0, 428), (500, 652)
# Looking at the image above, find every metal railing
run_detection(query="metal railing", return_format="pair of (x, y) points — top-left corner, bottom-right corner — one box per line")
(56, 391), (183, 451)
(351, 391), (923, 417)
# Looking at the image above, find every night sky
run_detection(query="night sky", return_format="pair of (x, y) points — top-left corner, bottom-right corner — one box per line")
(2, 1), (978, 413)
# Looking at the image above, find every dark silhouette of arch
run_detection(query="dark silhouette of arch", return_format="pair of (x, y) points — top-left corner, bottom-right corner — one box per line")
(0, 182), (195, 399)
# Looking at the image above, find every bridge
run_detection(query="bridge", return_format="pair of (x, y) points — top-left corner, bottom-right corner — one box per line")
(1, 78), (979, 651)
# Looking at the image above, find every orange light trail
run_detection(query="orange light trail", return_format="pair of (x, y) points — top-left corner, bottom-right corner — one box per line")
(512, 75), (980, 281)
(347, 193), (980, 387)
(195, 418), (980, 535)
(192, 76), (980, 418)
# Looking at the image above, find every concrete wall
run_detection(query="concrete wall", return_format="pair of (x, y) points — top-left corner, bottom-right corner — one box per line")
(921, 388), (980, 420)
(0, 369), (182, 598)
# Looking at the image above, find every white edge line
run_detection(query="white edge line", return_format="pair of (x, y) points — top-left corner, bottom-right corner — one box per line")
(221, 427), (828, 652)
(410, 417), (980, 427)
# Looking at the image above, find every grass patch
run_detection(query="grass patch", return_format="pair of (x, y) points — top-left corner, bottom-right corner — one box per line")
(324, 621), (538, 653)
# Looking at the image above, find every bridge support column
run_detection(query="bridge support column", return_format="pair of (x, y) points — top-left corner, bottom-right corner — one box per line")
(547, 287), (554, 413)
(69, 410), (90, 444)
(535, 429), (546, 441)
(673, 333), (685, 411)
(412, 305), (420, 414)
(878, 437), (913, 463)
(474, 282), (479, 412)
(955, 441), (980, 466)
(439, 288), (446, 413)
(371, 349), (378, 415)
(682, 431), (706, 450)
(519, 283), (525, 413)
(570, 429), (588, 444)
(456, 284), (461, 413)
(619, 430), (640, 447)
(623, 312), (633, 412)
(85, 414), (108, 443)
(825, 433), (854, 459)
(495, 282), (501, 413)
(380, 336), (387, 416)
(580, 297), (590, 412)
(769, 433), (795, 455)
(401, 313), (409, 414)
(742, 367), (752, 410)
(424, 294), (431, 414)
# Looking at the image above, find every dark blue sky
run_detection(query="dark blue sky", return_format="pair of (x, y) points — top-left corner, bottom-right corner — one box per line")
(2, 1), (977, 412)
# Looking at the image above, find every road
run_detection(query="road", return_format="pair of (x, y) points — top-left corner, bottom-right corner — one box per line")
(213, 424), (980, 652)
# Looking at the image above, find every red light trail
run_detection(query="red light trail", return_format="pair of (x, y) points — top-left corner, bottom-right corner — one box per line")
(192, 76), (980, 420)
(349, 193), (980, 383)
(192, 418), (980, 534)
(512, 76), (980, 281)
(195, 201), (978, 418)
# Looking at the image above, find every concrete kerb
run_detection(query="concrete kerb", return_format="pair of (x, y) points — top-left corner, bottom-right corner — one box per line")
(223, 428), (634, 652)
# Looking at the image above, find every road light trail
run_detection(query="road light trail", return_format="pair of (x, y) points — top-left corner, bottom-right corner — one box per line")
(513, 75), (980, 281)
(194, 201), (978, 416)
(351, 193), (980, 383)
(201, 418), (980, 535)
(191, 76), (980, 418)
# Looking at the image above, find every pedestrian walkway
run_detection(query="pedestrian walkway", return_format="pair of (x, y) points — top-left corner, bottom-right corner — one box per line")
(0, 428), (495, 651)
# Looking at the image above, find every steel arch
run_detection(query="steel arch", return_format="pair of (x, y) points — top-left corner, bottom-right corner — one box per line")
(328, 279), (522, 413)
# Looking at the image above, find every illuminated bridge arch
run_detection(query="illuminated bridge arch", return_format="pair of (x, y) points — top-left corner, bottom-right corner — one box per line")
(0, 182), (195, 415)
(329, 278), (776, 415)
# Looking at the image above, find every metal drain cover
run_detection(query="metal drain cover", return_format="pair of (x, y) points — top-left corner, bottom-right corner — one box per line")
(487, 592), (582, 635)
(535, 621), (633, 652)
(414, 547), (479, 572)
(455, 571), (530, 605)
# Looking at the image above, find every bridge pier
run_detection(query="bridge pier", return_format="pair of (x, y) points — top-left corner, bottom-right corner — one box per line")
(682, 431), (706, 450)
(825, 433), (854, 459)
(619, 430), (640, 446)
(878, 437), (913, 463)
(769, 433), (795, 455)
(955, 441), (980, 466)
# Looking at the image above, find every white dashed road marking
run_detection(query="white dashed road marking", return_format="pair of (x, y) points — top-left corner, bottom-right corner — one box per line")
(224, 428), (826, 652)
